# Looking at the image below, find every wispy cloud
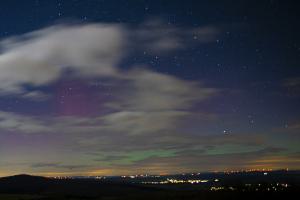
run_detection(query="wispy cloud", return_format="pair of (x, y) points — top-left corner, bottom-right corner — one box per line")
(31, 162), (89, 170)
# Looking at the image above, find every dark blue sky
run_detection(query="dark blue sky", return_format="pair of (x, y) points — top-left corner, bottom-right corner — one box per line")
(0, 0), (299, 176)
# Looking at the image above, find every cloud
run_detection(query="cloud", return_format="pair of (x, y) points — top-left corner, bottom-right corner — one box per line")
(31, 162), (89, 170)
(0, 48), (219, 137)
(0, 110), (262, 155)
(112, 68), (217, 111)
(111, 147), (290, 174)
(0, 23), (125, 94)
(0, 78), (216, 137)
(282, 77), (300, 97)
(0, 21), (219, 96)
(283, 77), (300, 87)
(0, 70), (217, 136)
(273, 121), (300, 137)
(21, 91), (51, 101)
(96, 68), (218, 136)
(133, 18), (219, 54)
(0, 21), (225, 175)
(0, 111), (52, 134)
(94, 155), (129, 162)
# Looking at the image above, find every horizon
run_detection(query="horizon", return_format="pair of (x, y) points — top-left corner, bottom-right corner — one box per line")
(0, 168), (296, 178)
(0, 168), (295, 178)
(0, 0), (300, 177)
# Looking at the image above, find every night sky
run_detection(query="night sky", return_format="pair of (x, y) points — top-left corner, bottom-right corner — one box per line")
(0, 0), (300, 177)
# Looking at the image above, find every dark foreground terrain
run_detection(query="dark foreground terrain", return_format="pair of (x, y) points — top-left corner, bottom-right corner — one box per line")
(0, 171), (299, 200)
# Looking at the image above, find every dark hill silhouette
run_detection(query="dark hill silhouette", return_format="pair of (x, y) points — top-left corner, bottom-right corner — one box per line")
(0, 174), (48, 182)
(0, 173), (299, 200)
(0, 174), (51, 194)
(0, 174), (160, 198)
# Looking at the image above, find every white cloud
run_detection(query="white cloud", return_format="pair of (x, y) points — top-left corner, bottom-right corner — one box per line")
(0, 24), (125, 94)
(21, 91), (51, 101)
(0, 21), (223, 167)
(0, 67), (217, 136)
(0, 21), (219, 96)
(0, 111), (52, 134)
(99, 68), (217, 135)
(119, 69), (217, 111)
